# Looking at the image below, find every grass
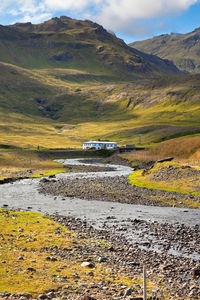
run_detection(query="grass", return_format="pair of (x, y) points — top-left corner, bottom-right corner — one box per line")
(0, 61), (200, 151)
(130, 31), (200, 73)
(0, 209), (159, 297)
(122, 137), (200, 206)
(0, 210), (73, 295)
(0, 150), (67, 180)
(0, 148), (114, 180)
(129, 161), (200, 207)
(147, 136), (200, 159)
(121, 136), (200, 167)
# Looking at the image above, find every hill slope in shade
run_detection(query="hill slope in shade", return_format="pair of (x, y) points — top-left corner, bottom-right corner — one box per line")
(0, 16), (180, 77)
(130, 27), (200, 73)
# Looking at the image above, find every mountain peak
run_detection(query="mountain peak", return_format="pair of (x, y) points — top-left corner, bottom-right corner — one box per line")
(2, 16), (180, 77)
(130, 26), (200, 73)
(10, 16), (72, 33)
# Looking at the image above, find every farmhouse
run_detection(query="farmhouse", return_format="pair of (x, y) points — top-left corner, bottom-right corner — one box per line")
(83, 141), (118, 150)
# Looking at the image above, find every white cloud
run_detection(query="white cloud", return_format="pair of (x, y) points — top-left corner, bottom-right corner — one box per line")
(0, 0), (199, 36)
(43, 0), (90, 11)
(96, 0), (198, 32)
(19, 12), (52, 24)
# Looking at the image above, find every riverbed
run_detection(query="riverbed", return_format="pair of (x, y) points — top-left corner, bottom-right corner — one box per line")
(0, 158), (199, 258)
(1, 158), (200, 298)
(0, 158), (199, 226)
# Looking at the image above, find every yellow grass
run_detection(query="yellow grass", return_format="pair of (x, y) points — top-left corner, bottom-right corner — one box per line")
(129, 162), (200, 207)
(121, 136), (200, 166)
(148, 136), (200, 159)
(0, 151), (66, 180)
(0, 209), (159, 297)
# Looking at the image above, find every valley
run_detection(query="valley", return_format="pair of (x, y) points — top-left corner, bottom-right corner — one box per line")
(0, 15), (200, 300)
(1, 17), (199, 150)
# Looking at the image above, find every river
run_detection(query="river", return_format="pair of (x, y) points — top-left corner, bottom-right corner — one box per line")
(0, 158), (200, 260)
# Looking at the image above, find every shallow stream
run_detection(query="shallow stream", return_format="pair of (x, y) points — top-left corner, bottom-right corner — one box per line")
(0, 158), (199, 260)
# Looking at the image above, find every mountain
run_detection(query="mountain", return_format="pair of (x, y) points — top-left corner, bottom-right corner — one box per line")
(130, 28), (200, 73)
(0, 16), (180, 77)
(0, 17), (200, 150)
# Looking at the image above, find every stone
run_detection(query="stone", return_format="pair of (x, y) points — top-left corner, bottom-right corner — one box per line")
(47, 291), (56, 298)
(18, 255), (24, 260)
(49, 175), (56, 178)
(125, 287), (134, 296)
(98, 257), (107, 263)
(192, 267), (200, 277)
(51, 257), (57, 261)
(80, 295), (96, 300)
(37, 294), (48, 299)
(81, 262), (95, 268)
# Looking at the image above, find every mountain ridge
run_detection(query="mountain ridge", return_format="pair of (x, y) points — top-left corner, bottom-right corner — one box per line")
(0, 16), (199, 149)
(130, 27), (200, 73)
(0, 16), (180, 77)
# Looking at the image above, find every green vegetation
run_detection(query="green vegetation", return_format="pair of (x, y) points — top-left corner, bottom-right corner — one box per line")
(129, 161), (200, 207)
(0, 17), (199, 152)
(130, 28), (200, 73)
(121, 136), (200, 163)
(0, 150), (67, 180)
(0, 209), (158, 297)
(0, 61), (200, 150)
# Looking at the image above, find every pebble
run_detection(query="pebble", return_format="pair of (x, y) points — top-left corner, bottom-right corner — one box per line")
(81, 262), (95, 268)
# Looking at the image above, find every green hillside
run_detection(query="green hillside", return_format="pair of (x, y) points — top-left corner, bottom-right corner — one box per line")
(0, 17), (179, 76)
(130, 27), (200, 73)
(0, 61), (200, 149)
(0, 17), (199, 150)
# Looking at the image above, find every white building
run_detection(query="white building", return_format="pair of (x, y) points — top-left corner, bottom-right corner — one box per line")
(83, 141), (118, 150)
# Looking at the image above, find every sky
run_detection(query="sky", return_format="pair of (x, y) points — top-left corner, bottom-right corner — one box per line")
(0, 0), (200, 43)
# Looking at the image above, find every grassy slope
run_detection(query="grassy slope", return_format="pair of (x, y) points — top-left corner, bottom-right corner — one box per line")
(0, 150), (67, 180)
(1, 63), (200, 149)
(0, 19), (199, 150)
(128, 161), (200, 207)
(120, 136), (200, 206)
(0, 17), (197, 150)
(130, 28), (200, 73)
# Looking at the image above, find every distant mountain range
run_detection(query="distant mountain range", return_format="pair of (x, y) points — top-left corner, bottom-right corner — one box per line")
(130, 28), (200, 73)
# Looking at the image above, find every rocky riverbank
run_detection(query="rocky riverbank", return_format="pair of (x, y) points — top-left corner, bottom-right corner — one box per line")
(39, 175), (200, 208)
(53, 216), (200, 299)
(1, 215), (199, 299)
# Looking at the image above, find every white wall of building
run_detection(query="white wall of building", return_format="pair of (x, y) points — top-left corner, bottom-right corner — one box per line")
(83, 141), (118, 150)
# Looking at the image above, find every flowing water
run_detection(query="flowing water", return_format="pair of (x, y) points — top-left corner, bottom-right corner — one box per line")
(0, 158), (200, 259)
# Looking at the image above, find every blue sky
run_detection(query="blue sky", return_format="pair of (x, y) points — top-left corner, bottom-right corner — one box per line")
(0, 0), (200, 43)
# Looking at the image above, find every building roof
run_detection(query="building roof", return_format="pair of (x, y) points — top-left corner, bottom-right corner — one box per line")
(83, 141), (118, 144)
